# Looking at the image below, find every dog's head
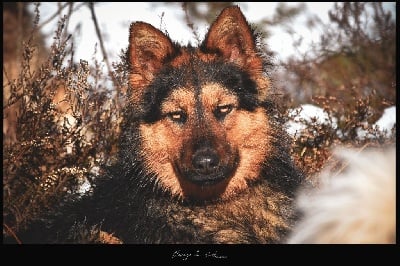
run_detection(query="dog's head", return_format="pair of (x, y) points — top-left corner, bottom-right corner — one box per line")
(127, 6), (274, 202)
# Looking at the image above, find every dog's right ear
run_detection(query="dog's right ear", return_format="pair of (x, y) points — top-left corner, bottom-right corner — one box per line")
(128, 22), (174, 104)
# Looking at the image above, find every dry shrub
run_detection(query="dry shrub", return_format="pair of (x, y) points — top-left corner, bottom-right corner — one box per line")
(288, 94), (395, 182)
(3, 3), (126, 242)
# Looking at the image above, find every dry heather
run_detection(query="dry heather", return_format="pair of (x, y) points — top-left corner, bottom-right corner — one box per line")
(287, 95), (395, 181)
(3, 3), (126, 242)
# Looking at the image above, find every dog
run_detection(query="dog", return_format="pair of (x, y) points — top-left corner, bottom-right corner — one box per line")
(7, 5), (303, 244)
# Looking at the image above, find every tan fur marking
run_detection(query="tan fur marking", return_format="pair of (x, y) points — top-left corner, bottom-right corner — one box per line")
(197, 51), (218, 63)
(255, 76), (271, 102)
(160, 88), (195, 116)
(223, 108), (271, 197)
(200, 83), (238, 109)
(170, 49), (191, 68)
(140, 121), (183, 197)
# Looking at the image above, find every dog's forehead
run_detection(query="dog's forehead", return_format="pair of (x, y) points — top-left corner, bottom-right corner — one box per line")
(162, 83), (238, 108)
(169, 47), (217, 68)
(149, 57), (245, 98)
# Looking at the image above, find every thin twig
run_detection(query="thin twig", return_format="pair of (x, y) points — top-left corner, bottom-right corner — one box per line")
(182, 2), (201, 45)
(37, 2), (86, 31)
(3, 223), (22, 244)
(62, 2), (75, 41)
(88, 2), (119, 88)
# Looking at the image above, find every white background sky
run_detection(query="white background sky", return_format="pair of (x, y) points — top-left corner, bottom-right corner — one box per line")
(32, 2), (336, 63)
(31, 2), (395, 64)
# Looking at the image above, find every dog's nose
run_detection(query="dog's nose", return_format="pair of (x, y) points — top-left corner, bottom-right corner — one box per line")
(192, 150), (220, 175)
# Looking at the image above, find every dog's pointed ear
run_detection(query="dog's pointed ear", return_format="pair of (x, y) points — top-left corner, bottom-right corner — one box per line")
(129, 22), (174, 103)
(204, 6), (261, 69)
(204, 6), (269, 101)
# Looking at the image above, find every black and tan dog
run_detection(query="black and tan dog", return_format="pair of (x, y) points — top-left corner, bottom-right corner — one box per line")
(12, 6), (303, 244)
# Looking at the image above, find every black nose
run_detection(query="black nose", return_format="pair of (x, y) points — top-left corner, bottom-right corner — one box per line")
(192, 150), (220, 175)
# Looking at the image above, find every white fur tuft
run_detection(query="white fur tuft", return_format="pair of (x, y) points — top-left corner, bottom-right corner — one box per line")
(288, 147), (396, 244)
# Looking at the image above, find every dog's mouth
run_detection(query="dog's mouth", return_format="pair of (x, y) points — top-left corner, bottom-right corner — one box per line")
(173, 149), (239, 200)
(182, 167), (236, 186)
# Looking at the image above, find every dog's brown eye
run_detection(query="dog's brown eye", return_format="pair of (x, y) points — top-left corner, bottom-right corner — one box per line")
(214, 104), (233, 120)
(167, 111), (187, 124)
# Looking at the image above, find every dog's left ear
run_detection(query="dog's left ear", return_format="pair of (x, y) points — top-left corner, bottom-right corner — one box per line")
(203, 6), (269, 101)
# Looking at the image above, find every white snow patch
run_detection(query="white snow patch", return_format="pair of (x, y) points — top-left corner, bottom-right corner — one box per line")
(285, 104), (337, 137)
(357, 106), (396, 139)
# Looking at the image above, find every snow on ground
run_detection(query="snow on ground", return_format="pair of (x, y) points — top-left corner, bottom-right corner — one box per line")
(357, 106), (396, 139)
(285, 104), (337, 137)
(374, 106), (396, 133)
(285, 104), (396, 139)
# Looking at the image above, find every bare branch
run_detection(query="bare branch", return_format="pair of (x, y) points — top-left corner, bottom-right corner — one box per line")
(88, 2), (119, 88)
(37, 2), (86, 31)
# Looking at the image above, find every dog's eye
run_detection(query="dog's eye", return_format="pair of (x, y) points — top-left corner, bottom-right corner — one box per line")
(167, 111), (187, 124)
(214, 104), (233, 120)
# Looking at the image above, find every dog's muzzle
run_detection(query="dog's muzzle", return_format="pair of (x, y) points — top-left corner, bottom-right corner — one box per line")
(177, 147), (238, 186)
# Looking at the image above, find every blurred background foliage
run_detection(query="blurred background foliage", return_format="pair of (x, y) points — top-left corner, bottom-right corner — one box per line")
(3, 2), (396, 243)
